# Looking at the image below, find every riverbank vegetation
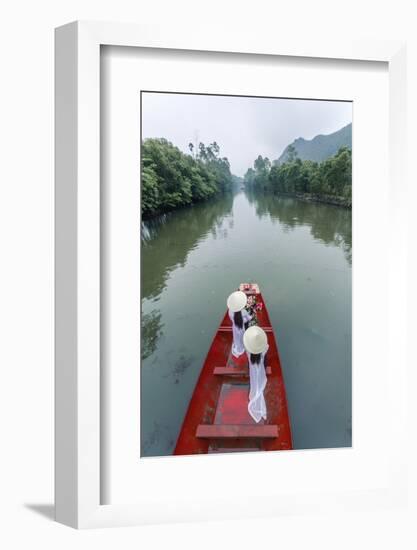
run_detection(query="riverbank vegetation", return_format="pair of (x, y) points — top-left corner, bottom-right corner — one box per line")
(244, 146), (352, 208)
(142, 138), (233, 218)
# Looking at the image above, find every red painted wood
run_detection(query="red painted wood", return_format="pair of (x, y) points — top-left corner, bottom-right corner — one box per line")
(209, 447), (260, 453)
(213, 366), (272, 375)
(196, 424), (278, 439)
(214, 383), (254, 424)
(218, 326), (273, 332)
(174, 286), (293, 455)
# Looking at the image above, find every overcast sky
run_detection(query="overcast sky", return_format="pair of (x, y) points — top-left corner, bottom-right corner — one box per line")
(142, 92), (352, 177)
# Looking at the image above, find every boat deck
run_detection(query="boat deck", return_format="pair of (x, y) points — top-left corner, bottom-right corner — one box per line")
(174, 284), (292, 455)
(214, 383), (255, 425)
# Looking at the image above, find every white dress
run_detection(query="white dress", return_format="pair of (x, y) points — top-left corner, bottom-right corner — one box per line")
(247, 345), (269, 423)
(228, 308), (251, 357)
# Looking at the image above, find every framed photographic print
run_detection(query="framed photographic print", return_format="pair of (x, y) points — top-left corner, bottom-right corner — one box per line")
(55, 21), (407, 528)
(139, 91), (352, 459)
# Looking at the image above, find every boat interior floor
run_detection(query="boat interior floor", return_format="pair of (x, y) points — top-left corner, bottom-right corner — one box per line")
(214, 383), (260, 426)
(205, 382), (265, 453)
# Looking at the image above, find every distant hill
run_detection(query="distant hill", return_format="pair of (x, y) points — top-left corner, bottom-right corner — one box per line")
(275, 123), (352, 164)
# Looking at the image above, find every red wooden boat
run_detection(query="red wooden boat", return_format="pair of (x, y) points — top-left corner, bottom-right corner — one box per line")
(174, 283), (292, 455)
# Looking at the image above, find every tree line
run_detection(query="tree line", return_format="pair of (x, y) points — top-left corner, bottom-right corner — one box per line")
(142, 138), (233, 218)
(244, 146), (352, 207)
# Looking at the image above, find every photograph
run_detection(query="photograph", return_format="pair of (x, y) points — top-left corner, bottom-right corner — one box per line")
(140, 91), (352, 457)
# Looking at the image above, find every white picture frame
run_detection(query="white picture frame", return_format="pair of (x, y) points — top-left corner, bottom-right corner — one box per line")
(55, 21), (407, 528)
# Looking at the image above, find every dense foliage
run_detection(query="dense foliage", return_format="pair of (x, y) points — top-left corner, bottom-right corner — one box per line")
(142, 138), (233, 217)
(244, 146), (352, 206)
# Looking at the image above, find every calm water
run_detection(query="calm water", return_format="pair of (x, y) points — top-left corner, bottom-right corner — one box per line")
(141, 190), (352, 457)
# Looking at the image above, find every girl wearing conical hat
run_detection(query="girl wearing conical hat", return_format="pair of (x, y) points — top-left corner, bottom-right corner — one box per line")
(244, 326), (269, 423)
(227, 291), (252, 358)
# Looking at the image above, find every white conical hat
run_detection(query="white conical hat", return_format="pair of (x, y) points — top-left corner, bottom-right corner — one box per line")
(244, 325), (268, 354)
(227, 290), (247, 313)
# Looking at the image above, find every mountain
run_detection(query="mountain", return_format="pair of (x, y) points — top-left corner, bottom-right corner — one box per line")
(275, 123), (352, 164)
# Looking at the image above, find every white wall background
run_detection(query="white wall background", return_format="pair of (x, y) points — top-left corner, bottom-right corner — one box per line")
(0, 0), (416, 547)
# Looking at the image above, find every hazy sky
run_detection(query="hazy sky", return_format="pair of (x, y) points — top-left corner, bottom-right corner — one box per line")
(142, 92), (352, 177)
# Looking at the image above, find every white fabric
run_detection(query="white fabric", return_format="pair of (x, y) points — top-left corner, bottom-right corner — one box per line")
(247, 345), (269, 423)
(228, 308), (251, 357)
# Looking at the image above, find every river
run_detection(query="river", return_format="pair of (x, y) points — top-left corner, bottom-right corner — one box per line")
(141, 189), (352, 457)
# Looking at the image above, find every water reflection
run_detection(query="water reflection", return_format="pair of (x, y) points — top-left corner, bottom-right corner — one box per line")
(141, 310), (163, 360)
(162, 353), (196, 385)
(141, 421), (174, 456)
(141, 194), (234, 301)
(246, 190), (352, 264)
(141, 194), (233, 360)
(141, 189), (352, 456)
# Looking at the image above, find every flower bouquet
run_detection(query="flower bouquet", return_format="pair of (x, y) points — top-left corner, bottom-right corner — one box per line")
(245, 294), (263, 328)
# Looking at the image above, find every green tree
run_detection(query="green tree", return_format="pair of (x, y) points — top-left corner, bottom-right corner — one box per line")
(244, 146), (351, 207)
(141, 138), (233, 218)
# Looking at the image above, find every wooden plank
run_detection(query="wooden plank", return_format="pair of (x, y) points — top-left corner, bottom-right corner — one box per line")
(213, 366), (272, 375)
(218, 326), (272, 332)
(239, 283), (260, 294)
(209, 447), (260, 453)
(196, 424), (278, 439)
